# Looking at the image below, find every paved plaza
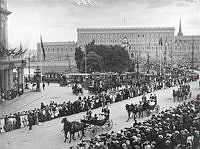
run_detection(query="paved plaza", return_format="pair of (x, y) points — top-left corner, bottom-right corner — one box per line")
(0, 74), (199, 149)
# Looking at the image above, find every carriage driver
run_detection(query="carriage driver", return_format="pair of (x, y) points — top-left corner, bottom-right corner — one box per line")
(101, 105), (110, 120)
(142, 93), (147, 103)
(77, 83), (82, 89)
(85, 109), (92, 120)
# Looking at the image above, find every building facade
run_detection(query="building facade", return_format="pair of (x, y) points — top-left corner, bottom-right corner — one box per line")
(77, 27), (175, 64)
(174, 20), (200, 68)
(0, 0), (25, 93)
(37, 41), (77, 74)
(0, 0), (10, 47)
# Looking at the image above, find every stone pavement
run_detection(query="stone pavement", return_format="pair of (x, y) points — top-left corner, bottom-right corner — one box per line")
(0, 78), (199, 149)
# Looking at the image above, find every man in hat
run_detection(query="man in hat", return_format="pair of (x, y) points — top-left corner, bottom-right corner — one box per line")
(28, 111), (34, 130)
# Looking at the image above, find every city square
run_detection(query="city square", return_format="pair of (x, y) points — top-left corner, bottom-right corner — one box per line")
(1, 0), (200, 149)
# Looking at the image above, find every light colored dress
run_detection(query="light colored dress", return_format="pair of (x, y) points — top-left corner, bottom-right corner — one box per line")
(0, 118), (5, 133)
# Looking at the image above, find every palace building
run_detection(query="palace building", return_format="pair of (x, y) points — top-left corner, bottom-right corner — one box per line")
(174, 19), (200, 68)
(37, 41), (77, 73)
(0, 0), (25, 93)
(77, 27), (175, 63)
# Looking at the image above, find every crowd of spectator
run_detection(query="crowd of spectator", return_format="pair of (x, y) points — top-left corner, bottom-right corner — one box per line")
(74, 94), (200, 149)
(0, 72), (196, 134)
(0, 83), (24, 102)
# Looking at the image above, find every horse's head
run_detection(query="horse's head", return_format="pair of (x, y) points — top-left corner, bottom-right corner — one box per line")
(61, 117), (67, 123)
(125, 104), (129, 110)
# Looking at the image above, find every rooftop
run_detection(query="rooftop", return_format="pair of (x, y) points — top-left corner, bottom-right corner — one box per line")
(77, 27), (175, 31)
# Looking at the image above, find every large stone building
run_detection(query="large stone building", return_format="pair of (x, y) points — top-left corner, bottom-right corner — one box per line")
(37, 41), (77, 73)
(0, 0), (9, 47)
(77, 27), (175, 64)
(174, 20), (200, 68)
(0, 0), (25, 92)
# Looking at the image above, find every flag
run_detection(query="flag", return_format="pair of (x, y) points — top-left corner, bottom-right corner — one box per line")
(159, 37), (163, 46)
(20, 48), (28, 55)
(15, 43), (23, 55)
(40, 36), (46, 61)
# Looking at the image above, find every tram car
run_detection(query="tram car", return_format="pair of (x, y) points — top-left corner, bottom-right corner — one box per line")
(43, 72), (61, 83)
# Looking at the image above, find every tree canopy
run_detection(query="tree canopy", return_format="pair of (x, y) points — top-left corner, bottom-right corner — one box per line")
(75, 47), (84, 70)
(75, 40), (131, 73)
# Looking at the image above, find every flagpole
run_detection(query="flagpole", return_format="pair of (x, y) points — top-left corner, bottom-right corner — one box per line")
(28, 53), (30, 81)
(40, 35), (46, 83)
(40, 47), (43, 83)
(160, 45), (162, 75)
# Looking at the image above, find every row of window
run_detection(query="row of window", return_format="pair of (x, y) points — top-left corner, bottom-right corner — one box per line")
(175, 46), (200, 50)
(78, 33), (173, 39)
(42, 47), (74, 52)
(79, 38), (173, 45)
(128, 46), (173, 51)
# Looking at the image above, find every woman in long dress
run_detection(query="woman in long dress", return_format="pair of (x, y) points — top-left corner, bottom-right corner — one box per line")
(0, 117), (5, 133)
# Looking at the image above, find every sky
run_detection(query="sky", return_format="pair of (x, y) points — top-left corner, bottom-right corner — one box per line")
(6, 0), (200, 50)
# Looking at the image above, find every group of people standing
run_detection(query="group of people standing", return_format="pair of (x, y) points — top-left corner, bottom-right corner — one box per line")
(0, 73), (196, 134)
(0, 83), (24, 102)
(75, 94), (200, 149)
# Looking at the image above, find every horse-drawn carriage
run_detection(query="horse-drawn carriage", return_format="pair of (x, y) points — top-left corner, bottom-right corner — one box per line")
(88, 86), (107, 95)
(173, 84), (191, 102)
(61, 116), (113, 143)
(81, 115), (113, 137)
(72, 83), (83, 95)
(125, 99), (160, 121)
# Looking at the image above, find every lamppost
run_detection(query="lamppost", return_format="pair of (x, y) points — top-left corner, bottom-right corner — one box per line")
(34, 66), (41, 92)
(136, 49), (140, 79)
(191, 36), (194, 70)
(84, 50), (87, 73)
(147, 43), (150, 74)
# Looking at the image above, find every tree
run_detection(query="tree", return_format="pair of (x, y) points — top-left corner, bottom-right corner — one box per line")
(128, 61), (135, 72)
(82, 41), (131, 73)
(81, 51), (102, 73)
(75, 47), (84, 70)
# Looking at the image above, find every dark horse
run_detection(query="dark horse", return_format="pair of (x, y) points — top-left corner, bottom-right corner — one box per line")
(61, 118), (89, 143)
(125, 104), (137, 122)
(125, 101), (159, 121)
(72, 84), (83, 95)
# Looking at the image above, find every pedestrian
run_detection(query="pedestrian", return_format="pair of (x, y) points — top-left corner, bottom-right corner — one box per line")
(43, 83), (45, 90)
(199, 80), (200, 88)
(28, 111), (34, 130)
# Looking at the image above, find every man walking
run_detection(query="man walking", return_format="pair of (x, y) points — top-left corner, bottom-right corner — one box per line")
(28, 111), (34, 130)
(43, 83), (45, 90)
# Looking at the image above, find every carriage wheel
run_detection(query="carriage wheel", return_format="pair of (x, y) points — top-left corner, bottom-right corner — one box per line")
(104, 119), (113, 131)
(90, 126), (97, 137)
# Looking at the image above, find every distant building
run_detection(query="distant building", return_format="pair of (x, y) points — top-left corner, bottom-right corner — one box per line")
(77, 27), (175, 63)
(0, 0), (25, 92)
(174, 19), (200, 68)
(36, 41), (77, 74)
(0, 0), (10, 47)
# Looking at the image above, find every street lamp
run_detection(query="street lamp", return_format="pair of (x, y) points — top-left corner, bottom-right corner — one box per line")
(34, 66), (41, 92)
(136, 49), (140, 79)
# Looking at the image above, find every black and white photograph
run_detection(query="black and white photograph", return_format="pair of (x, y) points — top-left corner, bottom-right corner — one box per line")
(0, 0), (200, 148)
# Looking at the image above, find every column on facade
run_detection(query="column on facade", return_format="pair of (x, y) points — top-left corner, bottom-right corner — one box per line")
(4, 69), (8, 90)
(17, 67), (22, 85)
(9, 68), (13, 89)
(0, 70), (3, 91)
(1, 69), (5, 90)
